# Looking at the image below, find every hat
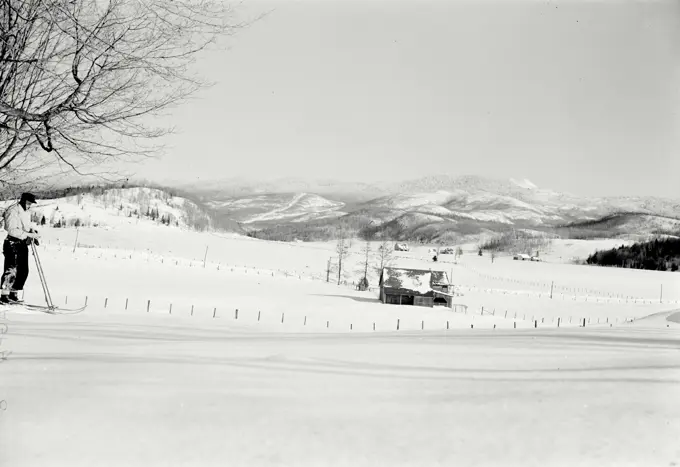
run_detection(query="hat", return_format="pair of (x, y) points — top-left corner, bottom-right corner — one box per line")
(20, 192), (37, 204)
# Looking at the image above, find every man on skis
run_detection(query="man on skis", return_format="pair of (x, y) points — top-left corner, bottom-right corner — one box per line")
(1, 193), (40, 304)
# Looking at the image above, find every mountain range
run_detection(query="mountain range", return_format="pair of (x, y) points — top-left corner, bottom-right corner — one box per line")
(4, 175), (677, 244)
(167, 175), (680, 242)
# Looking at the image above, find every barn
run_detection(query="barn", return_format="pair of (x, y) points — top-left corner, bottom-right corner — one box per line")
(378, 267), (452, 308)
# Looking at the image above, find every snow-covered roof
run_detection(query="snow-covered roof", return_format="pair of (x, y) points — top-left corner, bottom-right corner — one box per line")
(380, 267), (450, 295)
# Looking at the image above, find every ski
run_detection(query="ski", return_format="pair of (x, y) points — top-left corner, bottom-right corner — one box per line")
(23, 303), (87, 315)
(1, 303), (87, 315)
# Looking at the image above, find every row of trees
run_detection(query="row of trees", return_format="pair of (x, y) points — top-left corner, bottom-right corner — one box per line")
(479, 229), (554, 259)
(29, 210), (92, 228)
(586, 238), (680, 272)
(330, 239), (395, 288)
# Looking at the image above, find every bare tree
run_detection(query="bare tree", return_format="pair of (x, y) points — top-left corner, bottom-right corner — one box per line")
(0, 0), (249, 187)
(357, 241), (371, 290)
(373, 239), (393, 277)
(336, 236), (350, 286)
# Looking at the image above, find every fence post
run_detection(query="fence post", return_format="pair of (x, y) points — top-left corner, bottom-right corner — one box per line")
(257, 310), (261, 321)
(235, 309), (238, 320)
(397, 319), (400, 331)
(147, 300), (150, 312)
(125, 298), (128, 310)
(191, 305), (194, 316)
(213, 307), (217, 318)
(73, 228), (79, 254)
(169, 303), (172, 314)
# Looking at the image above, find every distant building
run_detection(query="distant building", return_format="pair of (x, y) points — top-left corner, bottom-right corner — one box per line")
(378, 267), (452, 308)
(514, 254), (532, 261)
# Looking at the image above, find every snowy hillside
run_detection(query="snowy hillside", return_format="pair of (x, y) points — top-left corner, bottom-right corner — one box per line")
(207, 192), (346, 224)
(1, 187), (214, 231)
(558, 213), (680, 241)
(510, 178), (539, 190)
(366, 190), (459, 210)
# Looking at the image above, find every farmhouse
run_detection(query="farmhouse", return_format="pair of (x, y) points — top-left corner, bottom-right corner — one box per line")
(378, 267), (452, 307)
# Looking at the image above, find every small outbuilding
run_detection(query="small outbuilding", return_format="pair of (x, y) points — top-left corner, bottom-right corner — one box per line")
(378, 267), (452, 307)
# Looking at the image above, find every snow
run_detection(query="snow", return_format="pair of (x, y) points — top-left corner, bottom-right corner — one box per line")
(207, 192), (345, 224)
(381, 268), (434, 294)
(0, 218), (679, 466)
(510, 178), (539, 190)
(370, 191), (459, 210)
(0, 187), (210, 229)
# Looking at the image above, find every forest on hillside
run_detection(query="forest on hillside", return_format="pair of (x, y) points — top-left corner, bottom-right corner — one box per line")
(586, 237), (680, 271)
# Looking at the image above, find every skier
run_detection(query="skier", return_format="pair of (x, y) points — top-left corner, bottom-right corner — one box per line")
(1, 193), (41, 304)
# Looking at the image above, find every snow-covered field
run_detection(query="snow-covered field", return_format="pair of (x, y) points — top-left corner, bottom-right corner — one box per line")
(1, 220), (679, 466)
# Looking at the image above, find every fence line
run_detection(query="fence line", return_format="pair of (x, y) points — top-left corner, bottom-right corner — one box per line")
(18, 291), (648, 334)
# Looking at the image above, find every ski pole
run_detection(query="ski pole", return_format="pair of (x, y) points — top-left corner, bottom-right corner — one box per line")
(35, 243), (54, 310)
(30, 241), (49, 307)
(30, 241), (54, 310)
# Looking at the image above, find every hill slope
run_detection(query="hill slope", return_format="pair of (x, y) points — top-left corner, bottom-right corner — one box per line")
(207, 192), (346, 225)
(556, 213), (680, 240)
(1, 187), (223, 232)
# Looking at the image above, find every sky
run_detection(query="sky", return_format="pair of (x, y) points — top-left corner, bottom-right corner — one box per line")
(124, 0), (680, 199)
